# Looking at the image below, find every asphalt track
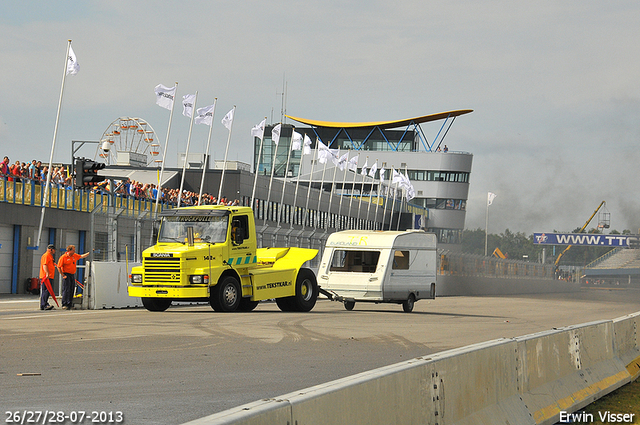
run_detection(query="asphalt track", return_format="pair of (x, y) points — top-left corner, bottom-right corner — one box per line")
(1, 287), (639, 425)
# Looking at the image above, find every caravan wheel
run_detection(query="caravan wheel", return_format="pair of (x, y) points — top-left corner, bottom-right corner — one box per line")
(402, 294), (415, 313)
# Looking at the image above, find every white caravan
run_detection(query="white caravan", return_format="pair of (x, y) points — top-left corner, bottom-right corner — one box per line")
(317, 230), (437, 312)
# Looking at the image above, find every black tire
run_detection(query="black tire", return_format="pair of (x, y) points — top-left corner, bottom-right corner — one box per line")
(210, 275), (241, 312)
(238, 298), (259, 312)
(142, 297), (172, 312)
(402, 293), (415, 313)
(344, 300), (355, 311)
(290, 268), (318, 312)
(276, 297), (295, 312)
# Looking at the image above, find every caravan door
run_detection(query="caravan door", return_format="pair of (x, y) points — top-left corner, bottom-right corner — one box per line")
(325, 248), (385, 299)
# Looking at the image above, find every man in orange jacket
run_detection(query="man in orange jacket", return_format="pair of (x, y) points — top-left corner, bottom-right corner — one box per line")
(57, 245), (90, 310)
(39, 244), (57, 310)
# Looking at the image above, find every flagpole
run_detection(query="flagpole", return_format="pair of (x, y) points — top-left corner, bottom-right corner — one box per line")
(263, 124), (280, 226)
(36, 40), (72, 249)
(347, 155), (359, 229)
(485, 194), (490, 256)
(277, 129), (295, 227)
(325, 149), (340, 230)
(373, 173), (382, 230)
(302, 146), (318, 230)
(250, 118), (267, 209)
(390, 169), (399, 230)
(380, 182), (387, 230)
(218, 106), (236, 202)
(357, 156), (368, 229)
(397, 166), (408, 231)
(198, 98), (217, 205)
(337, 155), (349, 230)
(290, 139), (305, 230)
(317, 141), (329, 229)
(155, 82), (178, 216)
(366, 159), (377, 228)
(396, 184), (403, 231)
(177, 91), (198, 207)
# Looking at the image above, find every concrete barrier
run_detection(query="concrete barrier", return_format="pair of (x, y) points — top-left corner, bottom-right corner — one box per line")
(86, 261), (142, 309)
(613, 312), (640, 380)
(184, 313), (640, 425)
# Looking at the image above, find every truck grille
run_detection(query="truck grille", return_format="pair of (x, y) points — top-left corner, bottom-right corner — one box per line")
(143, 257), (181, 284)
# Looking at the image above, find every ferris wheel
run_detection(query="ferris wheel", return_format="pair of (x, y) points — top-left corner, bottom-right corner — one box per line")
(96, 117), (161, 166)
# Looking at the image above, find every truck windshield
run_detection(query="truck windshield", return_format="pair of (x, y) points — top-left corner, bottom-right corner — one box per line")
(329, 249), (380, 273)
(158, 216), (229, 244)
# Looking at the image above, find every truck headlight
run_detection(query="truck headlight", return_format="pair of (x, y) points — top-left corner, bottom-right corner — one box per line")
(131, 274), (142, 283)
(189, 275), (209, 284)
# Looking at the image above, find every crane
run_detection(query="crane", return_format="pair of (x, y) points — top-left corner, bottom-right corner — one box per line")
(554, 201), (606, 267)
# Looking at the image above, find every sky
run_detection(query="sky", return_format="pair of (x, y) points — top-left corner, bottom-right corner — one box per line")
(1, 1), (639, 235)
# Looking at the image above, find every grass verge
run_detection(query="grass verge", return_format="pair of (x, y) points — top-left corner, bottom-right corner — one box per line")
(574, 378), (640, 424)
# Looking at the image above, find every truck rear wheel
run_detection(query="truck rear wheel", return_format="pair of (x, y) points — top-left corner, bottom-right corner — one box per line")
(142, 297), (172, 312)
(275, 297), (295, 312)
(291, 268), (318, 312)
(210, 276), (241, 312)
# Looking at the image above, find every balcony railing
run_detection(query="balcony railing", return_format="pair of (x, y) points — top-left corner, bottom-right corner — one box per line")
(0, 176), (167, 217)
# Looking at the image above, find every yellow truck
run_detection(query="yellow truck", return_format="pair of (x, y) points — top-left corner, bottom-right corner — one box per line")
(128, 205), (319, 312)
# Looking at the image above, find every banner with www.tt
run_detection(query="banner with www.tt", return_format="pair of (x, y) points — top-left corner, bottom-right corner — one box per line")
(533, 233), (633, 247)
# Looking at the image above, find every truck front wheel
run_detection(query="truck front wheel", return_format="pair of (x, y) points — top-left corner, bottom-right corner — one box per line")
(142, 297), (172, 312)
(210, 276), (241, 312)
(291, 268), (318, 312)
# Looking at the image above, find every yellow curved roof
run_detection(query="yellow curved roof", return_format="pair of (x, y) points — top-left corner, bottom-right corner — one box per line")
(286, 109), (473, 129)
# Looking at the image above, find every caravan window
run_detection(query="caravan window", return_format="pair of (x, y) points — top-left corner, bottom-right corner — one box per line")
(392, 250), (410, 269)
(329, 250), (380, 273)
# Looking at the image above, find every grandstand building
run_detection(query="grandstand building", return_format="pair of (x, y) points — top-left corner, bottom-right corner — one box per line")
(254, 110), (474, 244)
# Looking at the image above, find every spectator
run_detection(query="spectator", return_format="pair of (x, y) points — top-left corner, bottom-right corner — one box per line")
(10, 160), (21, 182)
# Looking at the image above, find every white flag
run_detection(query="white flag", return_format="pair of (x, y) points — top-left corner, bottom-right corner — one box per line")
(317, 140), (332, 164)
(271, 123), (282, 146)
(222, 108), (234, 130)
(251, 119), (266, 140)
(66, 46), (80, 75)
(487, 192), (497, 206)
(291, 131), (303, 151)
(360, 159), (368, 176)
(195, 104), (215, 126)
(368, 161), (378, 178)
(330, 149), (341, 166)
(303, 134), (312, 155)
(406, 184), (416, 201)
(348, 155), (358, 172)
(337, 153), (349, 171)
(392, 169), (403, 185)
(182, 94), (196, 118)
(155, 84), (176, 110)
(379, 167), (385, 183)
(402, 172), (412, 189)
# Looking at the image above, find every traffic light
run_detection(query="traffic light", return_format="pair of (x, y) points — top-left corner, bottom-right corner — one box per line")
(74, 158), (106, 188)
